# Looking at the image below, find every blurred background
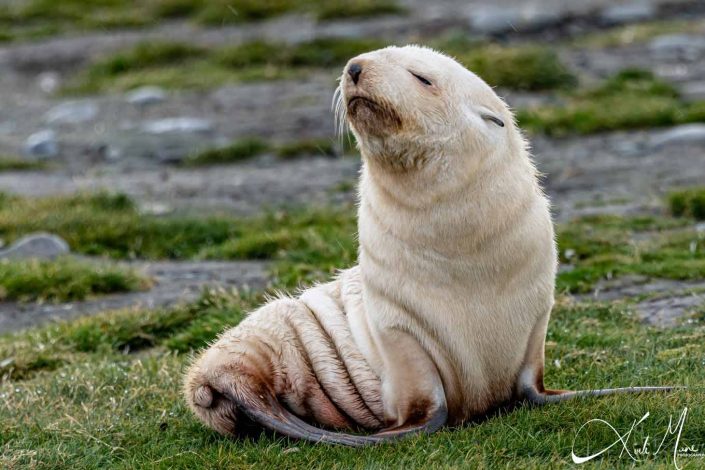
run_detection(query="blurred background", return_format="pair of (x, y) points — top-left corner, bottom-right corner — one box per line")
(2, 3), (705, 467)
(1, 0), (704, 331)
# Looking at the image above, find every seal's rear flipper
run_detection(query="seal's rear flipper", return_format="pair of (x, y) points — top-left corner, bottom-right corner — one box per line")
(226, 384), (447, 447)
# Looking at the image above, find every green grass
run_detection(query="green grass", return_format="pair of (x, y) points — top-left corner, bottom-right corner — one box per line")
(183, 138), (270, 166)
(0, 193), (357, 286)
(0, 257), (149, 302)
(0, 289), (702, 468)
(571, 18), (705, 48)
(314, 0), (405, 21)
(1, 192), (703, 294)
(457, 45), (576, 91)
(518, 69), (705, 136)
(66, 37), (387, 94)
(66, 38), (578, 95)
(557, 214), (705, 293)
(669, 188), (705, 220)
(0, 0), (405, 42)
(0, 156), (45, 172)
(183, 137), (338, 166)
(276, 139), (336, 159)
(1, 191), (704, 467)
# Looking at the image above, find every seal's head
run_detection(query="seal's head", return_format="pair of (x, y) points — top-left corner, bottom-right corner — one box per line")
(336, 45), (519, 174)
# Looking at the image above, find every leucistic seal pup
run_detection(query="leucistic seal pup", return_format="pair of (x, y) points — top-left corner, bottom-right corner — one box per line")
(184, 45), (674, 446)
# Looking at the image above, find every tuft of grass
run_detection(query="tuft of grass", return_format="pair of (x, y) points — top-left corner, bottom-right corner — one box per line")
(571, 18), (705, 48)
(183, 138), (270, 166)
(286, 37), (385, 68)
(0, 288), (253, 381)
(556, 214), (704, 293)
(0, 193), (357, 285)
(196, 0), (295, 25)
(456, 45), (577, 91)
(0, 193), (239, 260)
(0, 0), (405, 43)
(148, 0), (205, 19)
(0, 257), (149, 303)
(0, 156), (44, 172)
(67, 37), (386, 93)
(276, 138), (336, 158)
(669, 188), (705, 220)
(314, 0), (405, 21)
(518, 69), (705, 136)
(86, 41), (205, 77)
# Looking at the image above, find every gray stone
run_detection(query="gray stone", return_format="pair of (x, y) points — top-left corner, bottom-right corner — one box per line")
(601, 2), (655, 25)
(36, 71), (60, 94)
(650, 124), (705, 149)
(637, 293), (704, 328)
(680, 81), (705, 101)
(470, 7), (522, 34)
(126, 86), (166, 106)
(23, 129), (58, 158)
(44, 100), (98, 124)
(521, 10), (562, 31)
(469, 6), (562, 35)
(649, 34), (705, 61)
(141, 117), (213, 135)
(0, 233), (69, 260)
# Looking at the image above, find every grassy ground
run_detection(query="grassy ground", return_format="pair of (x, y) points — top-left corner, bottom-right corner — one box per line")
(570, 18), (705, 48)
(1, 285), (703, 468)
(64, 38), (576, 94)
(0, 157), (45, 172)
(183, 137), (337, 166)
(0, 0), (405, 42)
(0, 257), (149, 302)
(1, 192), (704, 291)
(64, 39), (705, 135)
(1, 193), (704, 468)
(518, 69), (705, 136)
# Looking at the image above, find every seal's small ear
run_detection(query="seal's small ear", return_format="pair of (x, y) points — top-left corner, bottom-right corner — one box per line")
(481, 113), (504, 128)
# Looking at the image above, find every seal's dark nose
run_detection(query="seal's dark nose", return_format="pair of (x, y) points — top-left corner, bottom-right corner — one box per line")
(348, 63), (362, 85)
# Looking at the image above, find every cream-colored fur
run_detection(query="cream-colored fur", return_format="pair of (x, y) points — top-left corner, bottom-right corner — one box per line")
(340, 46), (555, 425)
(185, 46), (665, 445)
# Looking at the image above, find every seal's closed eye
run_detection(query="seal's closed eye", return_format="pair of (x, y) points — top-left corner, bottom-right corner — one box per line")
(410, 71), (432, 86)
(481, 114), (504, 127)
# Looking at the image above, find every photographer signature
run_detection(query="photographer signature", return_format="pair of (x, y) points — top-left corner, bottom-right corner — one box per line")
(571, 407), (702, 469)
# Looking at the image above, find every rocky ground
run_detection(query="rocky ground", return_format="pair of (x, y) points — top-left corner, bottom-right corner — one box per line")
(1, 0), (704, 330)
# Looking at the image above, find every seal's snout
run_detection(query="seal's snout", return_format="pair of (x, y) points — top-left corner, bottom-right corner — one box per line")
(348, 62), (363, 85)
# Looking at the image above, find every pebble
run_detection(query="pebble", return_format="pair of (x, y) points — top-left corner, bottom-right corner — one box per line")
(36, 71), (61, 94)
(44, 100), (98, 124)
(649, 34), (705, 61)
(470, 7), (522, 34)
(23, 129), (58, 158)
(0, 233), (70, 260)
(469, 7), (561, 35)
(126, 86), (167, 106)
(680, 81), (705, 101)
(650, 124), (705, 149)
(141, 117), (213, 135)
(600, 2), (655, 25)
